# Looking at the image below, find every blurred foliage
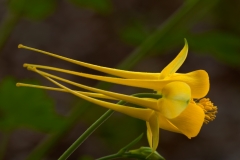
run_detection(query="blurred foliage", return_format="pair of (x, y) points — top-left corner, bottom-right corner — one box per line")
(188, 31), (240, 66)
(0, 77), (66, 132)
(119, 1), (240, 67)
(0, 0), (239, 159)
(79, 155), (94, 160)
(119, 20), (150, 46)
(8, 0), (57, 20)
(0, 0), (57, 51)
(68, 0), (112, 14)
(216, 0), (240, 34)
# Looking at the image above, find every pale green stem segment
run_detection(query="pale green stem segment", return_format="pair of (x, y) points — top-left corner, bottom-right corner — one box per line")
(25, 1), (204, 159)
(96, 133), (144, 160)
(58, 94), (161, 160)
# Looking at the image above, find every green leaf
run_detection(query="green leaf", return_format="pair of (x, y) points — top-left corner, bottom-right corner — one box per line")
(119, 21), (188, 55)
(8, 0), (56, 20)
(0, 77), (66, 132)
(69, 0), (112, 14)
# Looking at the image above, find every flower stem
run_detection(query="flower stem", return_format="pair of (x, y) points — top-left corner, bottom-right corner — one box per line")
(58, 109), (115, 160)
(97, 133), (144, 160)
(58, 93), (161, 160)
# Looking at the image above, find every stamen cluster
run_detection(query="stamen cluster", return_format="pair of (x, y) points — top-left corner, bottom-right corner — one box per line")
(197, 98), (217, 124)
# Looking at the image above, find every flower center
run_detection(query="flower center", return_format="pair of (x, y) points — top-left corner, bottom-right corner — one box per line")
(197, 98), (217, 124)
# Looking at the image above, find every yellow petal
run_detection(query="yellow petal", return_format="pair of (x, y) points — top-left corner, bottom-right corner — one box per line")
(19, 45), (158, 79)
(24, 63), (168, 93)
(147, 112), (159, 151)
(43, 75), (154, 121)
(26, 64), (208, 99)
(146, 122), (153, 149)
(159, 39), (188, 79)
(170, 70), (209, 98)
(168, 101), (205, 138)
(158, 115), (180, 133)
(158, 82), (191, 119)
(31, 68), (160, 111)
(25, 65), (208, 99)
(24, 63), (161, 87)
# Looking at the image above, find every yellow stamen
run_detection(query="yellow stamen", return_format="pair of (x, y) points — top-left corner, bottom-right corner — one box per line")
(197, 98), (217, 124)
(16, 83), (118, 100)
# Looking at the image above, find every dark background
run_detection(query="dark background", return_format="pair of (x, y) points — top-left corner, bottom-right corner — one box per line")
(0, 0), (240, 159)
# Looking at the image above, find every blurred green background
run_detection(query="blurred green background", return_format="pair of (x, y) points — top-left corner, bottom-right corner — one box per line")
(0, 0), (240, 159)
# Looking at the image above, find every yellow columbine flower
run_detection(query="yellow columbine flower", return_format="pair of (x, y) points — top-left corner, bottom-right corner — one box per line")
(17, 40), (216, 151)
(18, 39), (209, 99)
(19, 67), (194, 151)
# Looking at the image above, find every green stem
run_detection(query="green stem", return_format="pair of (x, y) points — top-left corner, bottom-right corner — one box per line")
(97, 133), (144, 160)
(26, 0), (209, 159)
(118, 133), (144, 154)
(58, 94), (161, 160)
(58, 109), (115, 160)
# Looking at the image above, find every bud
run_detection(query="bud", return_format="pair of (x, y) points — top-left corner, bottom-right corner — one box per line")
(128, 147), (165, 160)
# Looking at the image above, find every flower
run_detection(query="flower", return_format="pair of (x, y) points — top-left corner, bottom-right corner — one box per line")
(18, 39), (209, 99)
(20, 69), (194, 151)
(17, 39), (216, 151)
